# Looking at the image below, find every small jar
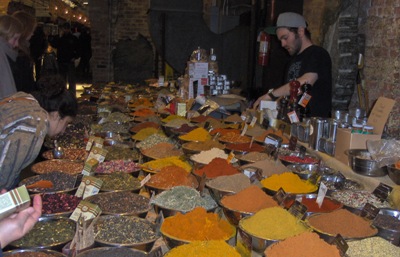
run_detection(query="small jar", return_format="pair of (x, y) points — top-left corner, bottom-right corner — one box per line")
(351, 123), (363, 134)
(362, 125), (374, 134)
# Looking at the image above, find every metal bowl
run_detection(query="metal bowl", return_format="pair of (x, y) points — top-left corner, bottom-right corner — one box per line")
(286, 164), (337, 180)
(220, 202), (253, 226)
(4, 249), (68, 257)
(160, 224), (236, 250)
(320, 174), (364, 192)
(145, 173), (199, 195)
(387, 164), (400, 185)
(94, 215), (158, 252)
(205, 181), (235, 204)
(31, 159), (84, 175)
(10, 216), (76, 250)
(306, 212), (378, 242)
(373, 208), (400, 246)
(76, 246), (147, 257)
(19, 172), (79, 194)
(278, 152), (320, 166)
(84, 191), (151, 218)
(346, 149), (388, 177)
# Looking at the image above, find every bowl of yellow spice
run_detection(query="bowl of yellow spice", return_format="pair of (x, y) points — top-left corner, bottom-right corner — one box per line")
(177, 127), (212, 144)
(260, 172), (318, 195)
(238, 207), (310, 253)
(160, 207), (236, 249)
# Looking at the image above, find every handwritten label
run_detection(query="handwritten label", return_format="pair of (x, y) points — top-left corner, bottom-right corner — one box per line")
(140, 174), (152, 187)
(316, 182), (328, 208)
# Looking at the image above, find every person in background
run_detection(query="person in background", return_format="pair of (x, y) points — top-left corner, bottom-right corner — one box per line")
(78, 27), (92, 80)
(0, 75), (78, 190)
(29, 24), (47, 81)
(41, 44), (58, 76)
(50, 22), (80, 97)
(253, 12), (332, 118)
(12, 11), (37, 93)
(0, 15), (22, 98)
(0, 192), (42, 252)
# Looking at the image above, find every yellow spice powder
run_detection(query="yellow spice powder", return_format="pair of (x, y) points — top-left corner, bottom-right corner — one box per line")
(142, 156), (192, 172)
(165, 240), (240, 257)
(131, 127), (163, 141)
(179, 127), (211, 142)
(240, 207), (309, 240)
(260, 172), (318, 194)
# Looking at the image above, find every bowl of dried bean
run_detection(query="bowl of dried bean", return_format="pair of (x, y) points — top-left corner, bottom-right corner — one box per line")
(4, 249), (68, 257)
(20, 171), (79, 194)
(10, 216), (76, 250)
(31, 160), (84, 175)
(93, 215), (158, 251)
(42, 148), (88, 161)
(84, 191), (151, 218)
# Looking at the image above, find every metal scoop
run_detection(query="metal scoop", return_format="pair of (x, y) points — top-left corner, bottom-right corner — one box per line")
(52, 140), (64, 159)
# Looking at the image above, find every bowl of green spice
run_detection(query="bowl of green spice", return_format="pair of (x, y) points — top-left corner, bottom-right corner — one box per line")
(10, 217), (76, 250)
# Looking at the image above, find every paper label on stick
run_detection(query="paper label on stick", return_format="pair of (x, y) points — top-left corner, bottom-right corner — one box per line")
(316, 182), (328, 208)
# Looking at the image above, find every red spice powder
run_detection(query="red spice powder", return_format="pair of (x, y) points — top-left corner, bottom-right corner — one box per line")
(210, 128), (241, 136)
(285, 196), (343, 213)
(193, 158), (239, 178)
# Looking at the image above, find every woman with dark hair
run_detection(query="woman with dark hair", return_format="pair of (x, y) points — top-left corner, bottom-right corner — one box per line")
(0, 75), (78, 190)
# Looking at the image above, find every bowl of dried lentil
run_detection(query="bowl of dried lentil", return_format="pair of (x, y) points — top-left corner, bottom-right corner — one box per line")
(31, 160), (84, 175)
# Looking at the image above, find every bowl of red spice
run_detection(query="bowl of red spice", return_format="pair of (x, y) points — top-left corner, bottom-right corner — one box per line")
(283, 194), (343, 218)
(40, 193), (82, 217)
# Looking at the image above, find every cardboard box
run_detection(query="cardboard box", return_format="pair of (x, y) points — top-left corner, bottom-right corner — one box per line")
(334, 97), (395, 164)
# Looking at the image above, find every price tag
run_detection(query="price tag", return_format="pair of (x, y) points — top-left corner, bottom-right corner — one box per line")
(69, 201), (101, 222)
(241, 166), (259, 179)
(329, 234), (348, 255)
(272, 188), (287, 206)
(236, 228), (252, 257)
(316, 182), (328, 208)
(360, 203), (379, 221)
(148, 247), (163, 257)
(226, 151), (235, 163)
(249, 117), (257, 128)
(87, 146), (108, 164)
(198, 173), (207, 196)
(140, 174), (152, 187)
(372, 183), (393, 201)
(75, 176), (103, 199)
(241, 123), (249, 136)
(288, 136), (297, 151)
(288, 200), (307, 220)
(249, 168), (263, 183)
(155, 210), (165, 237)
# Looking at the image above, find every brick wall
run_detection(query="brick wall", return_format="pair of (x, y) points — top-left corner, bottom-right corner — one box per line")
(363, 0), (400, 137)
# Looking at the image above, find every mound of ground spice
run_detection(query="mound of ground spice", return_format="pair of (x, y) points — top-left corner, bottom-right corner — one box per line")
(161, 207), (235, 241)
(130, 121), (160, 133)
(179, 127), (211, 142)
(141, 142), (183, 159)
(307, 209), (378, 238)
(131, 127), (164, 141)
(146, 166), (197, 190)
(131, 108), (156, 117)
(194, 157), (239, 178)
(219, 132), (251, 144)
(261, 172), (318, 194)
(221, 185), (278, 213)
(182, 140), (225, 152)
(210, 128), (241, 136)
(265, 231), (341, 257)
(175, 124), (197, 133)
(225, 142), (265, 152)
(165, 240), (241, 257)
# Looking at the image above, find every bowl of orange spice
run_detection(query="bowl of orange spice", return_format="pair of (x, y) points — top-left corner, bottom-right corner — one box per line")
(160, 207), (236, 249)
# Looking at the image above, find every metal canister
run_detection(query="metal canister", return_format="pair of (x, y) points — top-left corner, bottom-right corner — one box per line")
(329, 120), (339, 142)
(309, 118), (325, 150)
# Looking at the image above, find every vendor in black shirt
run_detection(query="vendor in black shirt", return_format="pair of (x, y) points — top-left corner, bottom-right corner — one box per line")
(254, 12), (332, 118)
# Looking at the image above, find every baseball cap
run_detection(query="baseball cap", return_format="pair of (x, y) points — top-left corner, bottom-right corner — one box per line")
(265, 12), (307, 34)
